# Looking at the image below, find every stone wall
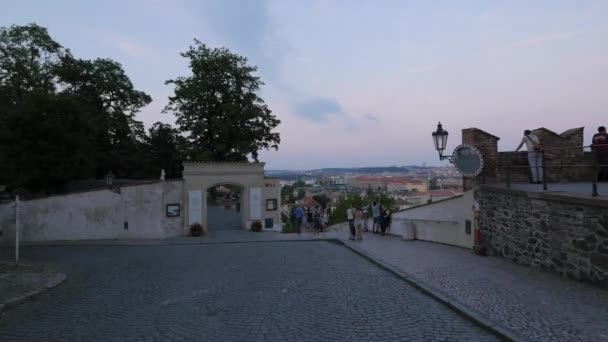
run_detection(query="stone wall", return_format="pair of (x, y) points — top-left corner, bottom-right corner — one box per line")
(478, 186), (608, 286)
(0, 181), (184, 243)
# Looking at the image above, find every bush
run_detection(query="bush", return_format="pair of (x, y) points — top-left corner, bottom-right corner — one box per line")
(190, 223), (204, 236)
(250, 220), (263, 232)
(281, 220), (297, 233)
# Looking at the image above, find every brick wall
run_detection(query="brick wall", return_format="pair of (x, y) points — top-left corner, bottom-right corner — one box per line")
(478, 186), (608, 286)
(462, 128), (500, 190)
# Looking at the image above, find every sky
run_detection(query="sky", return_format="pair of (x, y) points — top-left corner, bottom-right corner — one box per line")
(3, 0), (608, 169)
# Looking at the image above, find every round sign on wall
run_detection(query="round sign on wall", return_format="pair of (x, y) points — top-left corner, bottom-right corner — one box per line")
(452, 144), (484, 177)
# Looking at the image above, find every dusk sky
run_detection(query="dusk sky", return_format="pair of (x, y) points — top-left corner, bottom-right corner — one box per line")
(3, 1), (608, 169)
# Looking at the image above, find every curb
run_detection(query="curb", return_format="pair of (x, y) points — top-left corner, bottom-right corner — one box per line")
(335, 239), (532, 342)
(0, 265), (67, 314)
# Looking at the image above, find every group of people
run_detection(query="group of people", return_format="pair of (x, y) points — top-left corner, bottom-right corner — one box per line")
(293, 205), (329, 239)
(292, 200), (392, 241)
(346, 200), (391, 241)
(515, 126), (608, 183)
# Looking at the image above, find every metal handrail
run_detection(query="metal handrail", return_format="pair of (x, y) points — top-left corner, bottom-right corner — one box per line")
(498, 144), (608, 197)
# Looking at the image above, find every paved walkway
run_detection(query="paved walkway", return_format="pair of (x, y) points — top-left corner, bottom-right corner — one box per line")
(6, 228), (607, 341)
(330, 229), (608, 342)
(0, 241), (496, 341)
(0, 262), (66, 312)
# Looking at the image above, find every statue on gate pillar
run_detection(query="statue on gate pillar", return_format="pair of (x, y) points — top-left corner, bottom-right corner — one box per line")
(160, 169), (166, 180)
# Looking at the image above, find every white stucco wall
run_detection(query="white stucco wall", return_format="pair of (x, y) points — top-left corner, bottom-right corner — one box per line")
(383, 190), (476, 249)
(0, 181), (184, 243)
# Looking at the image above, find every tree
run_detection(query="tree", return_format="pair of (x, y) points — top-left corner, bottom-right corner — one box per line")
(164, 40), (280, 162)
(312, 194), (331, 209)
(293, 178), (306, 188)
(57, 56), (151, 178)
(281, 184), (295, 204)
(143, 122), (185, 179)
(0, 24), (151, 193)
(296, 188), (306, 200)
(428, 177), (440, 190)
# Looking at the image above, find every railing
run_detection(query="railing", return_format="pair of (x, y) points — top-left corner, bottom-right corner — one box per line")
(498, 145), (607, 197)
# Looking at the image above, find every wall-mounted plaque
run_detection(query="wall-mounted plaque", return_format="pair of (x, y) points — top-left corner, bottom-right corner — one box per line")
(166, 203), (181, 217)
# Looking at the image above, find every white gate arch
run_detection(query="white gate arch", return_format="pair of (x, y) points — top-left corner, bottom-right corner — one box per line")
(182, 162), (281, 232)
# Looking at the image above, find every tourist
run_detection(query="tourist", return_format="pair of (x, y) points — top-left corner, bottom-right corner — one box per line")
(306, 207), (314, 230)
(380, 209), (391, 236)
(346, 205), (355, 240)
(371, 200), (381, 233)
(592, 126), (608, 182)
(515, 130), (544, 184)
(294, 205), (304, 233)
(323, 207), (330, 229)
(313, 206), (322, 239)
(353, 207), (364, 241)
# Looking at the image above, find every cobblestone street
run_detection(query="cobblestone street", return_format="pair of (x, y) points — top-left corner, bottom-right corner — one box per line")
(0, 241), (496, 341)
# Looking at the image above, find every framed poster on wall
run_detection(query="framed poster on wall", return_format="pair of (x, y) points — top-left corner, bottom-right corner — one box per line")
(166, 204), (180, 217)
(250, 187), (262, 220)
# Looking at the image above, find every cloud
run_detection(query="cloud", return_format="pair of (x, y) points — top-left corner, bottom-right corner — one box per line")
(363, 113), (380, 123)
(293, 97), (343, 121)
(517, 32), (577, 47)
(401, 63), (435, 74)
(91, 30), (158, 63)
(488, 31), (580, 56)
(197, 0), (289, 82)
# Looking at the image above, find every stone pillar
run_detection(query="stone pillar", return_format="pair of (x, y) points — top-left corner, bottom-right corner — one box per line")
(462, 128), (500, 191)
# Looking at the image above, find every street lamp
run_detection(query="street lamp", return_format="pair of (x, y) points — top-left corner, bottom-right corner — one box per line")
(105, 171), (114, 187)
(433, 122), (452, 163)
(432, 122), (452, 162)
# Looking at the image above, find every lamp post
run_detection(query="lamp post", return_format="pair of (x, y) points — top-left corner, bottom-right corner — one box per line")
(432, 122), (453, 162)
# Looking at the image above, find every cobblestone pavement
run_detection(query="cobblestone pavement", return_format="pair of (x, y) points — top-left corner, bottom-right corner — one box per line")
(0, 262), (65, 307)
(0, 241), (496, 341)
(332, 230), (608, 342)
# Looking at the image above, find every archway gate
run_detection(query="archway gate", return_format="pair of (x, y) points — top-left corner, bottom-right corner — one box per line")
(182, 162), (281, 233)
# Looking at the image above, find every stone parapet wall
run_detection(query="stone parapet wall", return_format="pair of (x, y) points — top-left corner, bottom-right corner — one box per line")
(478, 186), (608, 286)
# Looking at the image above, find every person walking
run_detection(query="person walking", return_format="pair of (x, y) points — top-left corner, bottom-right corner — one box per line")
(371, 201), (381, 233)
(516, 130), (544, 184)
(353, 207), (364, 241)
(323, 207), (330, 229)
(294, 205), (304, 233)
(346, 205), (356, 240)
(313, 206), (322, 239)
(380, 208), (391, 236)
(592, 126), (608, 182)
(306, 207), (314, 230)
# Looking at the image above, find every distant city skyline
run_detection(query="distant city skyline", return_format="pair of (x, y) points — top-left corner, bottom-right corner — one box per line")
(3, 1), (607, 169)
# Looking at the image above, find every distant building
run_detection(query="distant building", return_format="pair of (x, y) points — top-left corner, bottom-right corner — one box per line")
(350, 176), (428, 192)
(320, 176), (346, 187)
(296, 196), (320, 208)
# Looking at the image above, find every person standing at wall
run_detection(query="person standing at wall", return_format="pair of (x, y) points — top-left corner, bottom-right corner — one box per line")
(346, 205), (355, 240)
(294, 205), (304, 233)
(515, 130), (544, 184)
(380, 208), (391, 236)
(371, 201), (381, 233)
(592, 126), (608, 182)
(312, 206), (322, 239)
(353, 207), (364, 241)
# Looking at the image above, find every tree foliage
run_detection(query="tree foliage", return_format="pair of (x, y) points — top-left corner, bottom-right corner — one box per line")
(164, 40), (280, 162)
(0, 24), (152, 193)
(0, 25), (282, 195)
